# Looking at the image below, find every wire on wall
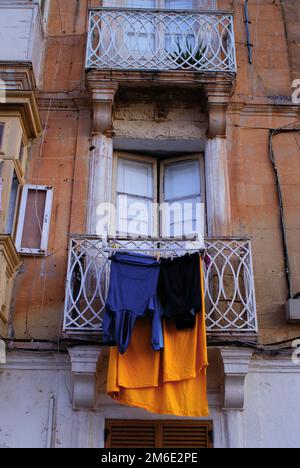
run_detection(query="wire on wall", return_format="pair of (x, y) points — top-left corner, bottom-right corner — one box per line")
(269, 122), (300, 301)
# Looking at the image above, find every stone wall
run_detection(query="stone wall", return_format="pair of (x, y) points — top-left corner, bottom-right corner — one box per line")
(281, 0), (300, 80)
(9, 0), (300, 344)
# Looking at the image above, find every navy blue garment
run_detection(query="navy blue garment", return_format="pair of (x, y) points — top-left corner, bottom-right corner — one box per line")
(103, 252), (163, 354)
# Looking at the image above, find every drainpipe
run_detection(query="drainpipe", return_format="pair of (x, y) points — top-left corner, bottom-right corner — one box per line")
(46, 395), (56, 449)
(244, 0), (253, 65)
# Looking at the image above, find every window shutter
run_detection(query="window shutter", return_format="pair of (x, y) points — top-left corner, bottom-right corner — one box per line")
(105, 420), (213, 449)
(15, 185), (54, 255)
(161, 422), (213, 449)
(105, 421), (157, 448)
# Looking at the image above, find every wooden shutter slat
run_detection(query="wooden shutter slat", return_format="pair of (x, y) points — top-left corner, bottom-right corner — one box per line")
(106, 420), (213, 449)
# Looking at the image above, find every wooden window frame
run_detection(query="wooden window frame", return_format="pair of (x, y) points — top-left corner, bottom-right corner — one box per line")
(15, 185), (54, 256)
(112, 151), (158, 237)
(159, 154), (206, 238)
(105, 419), (214, 449)
(112, 152), (205, 238)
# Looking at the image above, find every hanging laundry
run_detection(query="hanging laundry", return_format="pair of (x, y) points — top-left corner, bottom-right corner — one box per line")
(106, 258), (209, 418)
(158, 253), (202, 330)
(103, 252), (163, 354)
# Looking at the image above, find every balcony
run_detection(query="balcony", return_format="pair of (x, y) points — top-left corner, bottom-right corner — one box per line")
(0, 2), (44, 87)
(86, 8), (237, 74)
(63, 236), (258, 338)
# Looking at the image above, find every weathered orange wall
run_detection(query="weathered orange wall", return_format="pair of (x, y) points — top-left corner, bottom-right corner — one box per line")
(11, 0), (300, 344)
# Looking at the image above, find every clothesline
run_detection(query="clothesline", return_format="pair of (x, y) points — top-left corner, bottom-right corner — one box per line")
(103, 246), (205, 259)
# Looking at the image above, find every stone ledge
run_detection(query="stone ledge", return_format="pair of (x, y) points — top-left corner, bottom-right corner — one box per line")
(0, 63), (37, 91)
(1, 91), (42, 138)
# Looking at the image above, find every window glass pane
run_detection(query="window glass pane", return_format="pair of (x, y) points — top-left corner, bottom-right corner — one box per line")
(165, 1), (217, 9)
(118, 159), (153, 198)
(127, 0), (155, 6)
(21, 189), (46, 249)
(5, 172), (19, 235)
(162, 159), (203, 238)
(117, 158), (154, 236)
(165, 1), (193, 8)
(164, 160), (201, 201)
(103, 1), (155, 7)
(117, 195), (153, 236)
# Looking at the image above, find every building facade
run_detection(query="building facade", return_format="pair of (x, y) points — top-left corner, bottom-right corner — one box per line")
(0, 0), (300, 448)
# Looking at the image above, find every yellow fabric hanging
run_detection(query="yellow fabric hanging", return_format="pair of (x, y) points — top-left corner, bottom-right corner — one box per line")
(106, 257), (209, 417)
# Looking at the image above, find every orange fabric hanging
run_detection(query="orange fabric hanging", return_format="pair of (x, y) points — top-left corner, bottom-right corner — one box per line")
(106, 257), (209, 417)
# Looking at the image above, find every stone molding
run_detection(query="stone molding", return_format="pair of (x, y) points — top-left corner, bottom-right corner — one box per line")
(0, 235), (21, 328)
(0, 64), (37, 91)
(0, 235), (21, 278)
(86, 70), (234, 137)
(203, 82), (232, 138)
(220, 348), (253, 411)
(1, 91), (42, 138)
(86, 76), (118, 134)
(68, 346), (102, 411)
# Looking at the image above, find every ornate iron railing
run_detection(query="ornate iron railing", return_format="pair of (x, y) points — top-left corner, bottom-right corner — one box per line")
(86, 8), (237, 73)
(63, 236), (257, 335)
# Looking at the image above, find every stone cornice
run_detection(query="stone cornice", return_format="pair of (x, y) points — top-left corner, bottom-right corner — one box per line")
(0, 63), (37, 91)
(0, 235), (22, 278)
(37, 96), (92, 112)
(86, 69), (235, 89)
(229, 99), (300, 118)
(0, 351), (70, 371)
(2, 91), (42, 138)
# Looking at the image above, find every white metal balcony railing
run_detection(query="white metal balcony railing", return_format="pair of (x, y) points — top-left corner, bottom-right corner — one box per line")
(63, 237), (258, 336)
(86, 8), (237, 73)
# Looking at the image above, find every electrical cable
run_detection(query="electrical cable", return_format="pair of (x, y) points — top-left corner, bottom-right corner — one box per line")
(269, 122), (300, 300)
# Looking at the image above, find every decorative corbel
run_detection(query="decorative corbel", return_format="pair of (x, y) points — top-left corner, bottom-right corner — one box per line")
(87, 78), (118, 135)
(68, 346), (103, 410)
(220, 349), (253, 411)
(204, 82), (231, 138)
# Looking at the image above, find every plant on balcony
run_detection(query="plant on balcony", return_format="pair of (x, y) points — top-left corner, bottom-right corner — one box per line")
(168, 38), (207, 69)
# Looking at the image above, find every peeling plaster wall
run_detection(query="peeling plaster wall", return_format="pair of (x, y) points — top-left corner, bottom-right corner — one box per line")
(113, 88), (208, 144)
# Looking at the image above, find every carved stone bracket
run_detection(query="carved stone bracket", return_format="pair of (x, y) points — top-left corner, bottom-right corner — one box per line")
(68, 346), (102, 411)
(220, 348), (253, 411)
(203, 82), (232, 138)
(86, 77), (118, 134)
